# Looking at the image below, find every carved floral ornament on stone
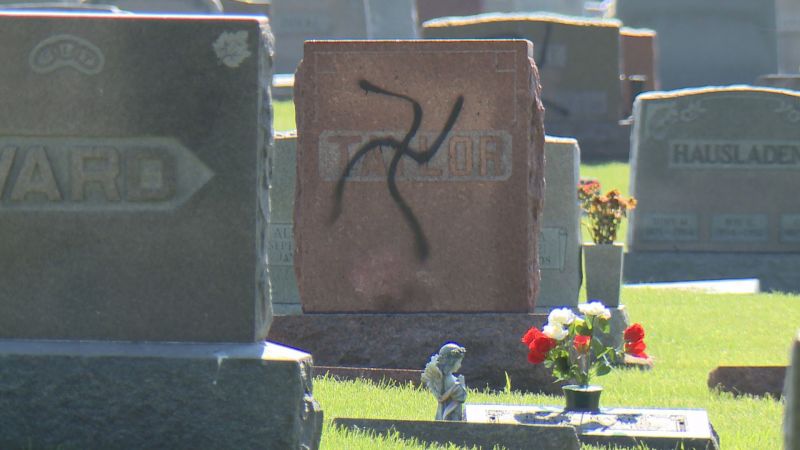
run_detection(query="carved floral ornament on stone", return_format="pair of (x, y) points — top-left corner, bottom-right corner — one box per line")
(521, 302), (653, 412)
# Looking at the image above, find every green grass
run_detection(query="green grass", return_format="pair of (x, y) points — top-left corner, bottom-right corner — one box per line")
(274, 100), (296, 132)
(315, 289), (799, 449)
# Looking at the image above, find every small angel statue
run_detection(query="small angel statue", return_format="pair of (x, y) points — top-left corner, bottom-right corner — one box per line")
(421, 342), (467, 421)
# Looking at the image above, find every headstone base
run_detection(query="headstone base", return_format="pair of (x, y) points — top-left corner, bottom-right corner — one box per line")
(0, 340), (323, 450)
(332, 417), (580, 450)
(624, 251), (800, 293)
(269, 313), (563, 393)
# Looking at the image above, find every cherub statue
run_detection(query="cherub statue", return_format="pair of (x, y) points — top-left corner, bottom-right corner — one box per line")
(421, 342), (467, 421)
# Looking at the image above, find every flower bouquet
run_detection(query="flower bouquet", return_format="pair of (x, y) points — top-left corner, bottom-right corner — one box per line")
(577, 180), (637, 244)
(521, 301), (651, 411)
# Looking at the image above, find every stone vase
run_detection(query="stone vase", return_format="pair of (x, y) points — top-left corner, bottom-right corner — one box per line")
(563, 385), (603, 413)
(583, 243), (624, 307)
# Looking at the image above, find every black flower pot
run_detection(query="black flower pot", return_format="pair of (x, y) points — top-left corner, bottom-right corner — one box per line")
(563, 385), (603, 412)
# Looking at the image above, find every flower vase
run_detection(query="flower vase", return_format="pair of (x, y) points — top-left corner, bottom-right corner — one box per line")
(583, 243), (623, 307)
(563, 385), (602, 412)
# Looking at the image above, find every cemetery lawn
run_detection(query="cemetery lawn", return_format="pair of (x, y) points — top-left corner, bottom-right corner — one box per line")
(314, 288), (799, 450)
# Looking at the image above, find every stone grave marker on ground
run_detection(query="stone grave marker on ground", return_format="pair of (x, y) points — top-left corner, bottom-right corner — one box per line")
(269, 39), (556, 392)
(625, 86), (800, 291)
(220, 0), (269, 16)
(617, 0), (777, 90)
(786, 331), (800, 450)
(0, 12), (321, 448)
(269, 131), (300, 315)
(423, 13), (630, 159)
(537, 136), (581, 310)
(270, 0), (418, 75)
(620, 27), (658, 117)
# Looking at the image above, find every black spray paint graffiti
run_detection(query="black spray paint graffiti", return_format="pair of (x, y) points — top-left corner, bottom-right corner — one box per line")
(330, 79), (464, 261)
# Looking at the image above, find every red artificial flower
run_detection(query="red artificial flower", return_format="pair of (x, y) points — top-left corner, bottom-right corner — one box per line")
(532, 334), (557, 354)
(625, 339), (648, 358)
(573, 335), (591, 354)
(624, 323), (646, 343)
(521, 326), (543, 346)
(527, 349), (547, 364)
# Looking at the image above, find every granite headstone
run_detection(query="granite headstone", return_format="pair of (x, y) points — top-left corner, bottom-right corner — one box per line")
(220, 0), (269, 16)
(416, 0), (483, 25)
(756, 74), (800, 91)
(86, 0), (223, 13)
(423, 13), (627, 159)
(620, 27), (658, 117)
(269, 131), (301, 315)
(777, 0), (800, 74)
(617, 0), (777, 90)
(0, 12), (322, 449)
(365, 0), (419, 40)
(537, 136), (581, 310)
(626, 86), (800, 290)
(0, 12), (272, 343)
(294, 40), (545, 313)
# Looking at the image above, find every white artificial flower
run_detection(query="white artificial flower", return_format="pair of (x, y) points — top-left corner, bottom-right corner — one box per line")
(578, 301), (610, 318)
(547, 308), (576, 327)
(543, 324), (568, 341)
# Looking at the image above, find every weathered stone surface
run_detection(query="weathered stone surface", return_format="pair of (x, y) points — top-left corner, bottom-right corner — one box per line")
(467, 404), (720, 450)
(269, 313), (565, 393)
(294, 40), (544, 313)
(333, 417), (581, 450)
(483, 0), (584, 16)
(786, 331), (800, 450)
(0, 340), (323, 450)
(86, 0), (223, 13)
(537, 136), (581, 310)
(416, 0), (483, 25)
(620, 27), (658, 117)
(318, 366), (424, 386)
(617, 0), (777, 90)
(269, 131), (301, 315)
(756, 74), (800, 91)
(221, 0), (269, 15)
(424, 13), (628, 159)
(628, 87), (800, 254)
(0, 13), (273, 342)
(707, 366), (786, 399)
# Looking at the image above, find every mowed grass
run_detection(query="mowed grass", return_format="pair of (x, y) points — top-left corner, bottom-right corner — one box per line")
(274, 100), (796, 449)
(316, 290), (798, 449)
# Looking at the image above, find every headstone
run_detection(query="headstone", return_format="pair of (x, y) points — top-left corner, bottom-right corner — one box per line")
(537, 136), (581, 311)
(365, 0), (419, 39)
(293, 40), (544, 313)
(625, 86), (800, 291)
(270, 0), (418, 75)
(0, 12), (322, 449)
(0, 12), (270, 343)
(85, 0), (223, 13)
(466, 404), (720, 450)
(482, 0), (583, 16)
(620, 27), (658, 117)
(269, 131), (301, 315)
(777, 0), (800, 74)
(756, 74), (800, 91)
(416, 0), (484, 25)
(707, 366), (786, 399)
(785, 331), (800, 450)
(616, 0), (777, 90)
(423, 13), (628, 159)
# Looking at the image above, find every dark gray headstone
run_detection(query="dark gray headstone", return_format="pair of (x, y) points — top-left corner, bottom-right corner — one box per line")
(617, 0), (777, 90)
(0, 12), (272, 343)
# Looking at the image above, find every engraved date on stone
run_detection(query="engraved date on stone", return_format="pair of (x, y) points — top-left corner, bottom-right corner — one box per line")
(637, 213), (698, 241)
(711, 214), (768, 242)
